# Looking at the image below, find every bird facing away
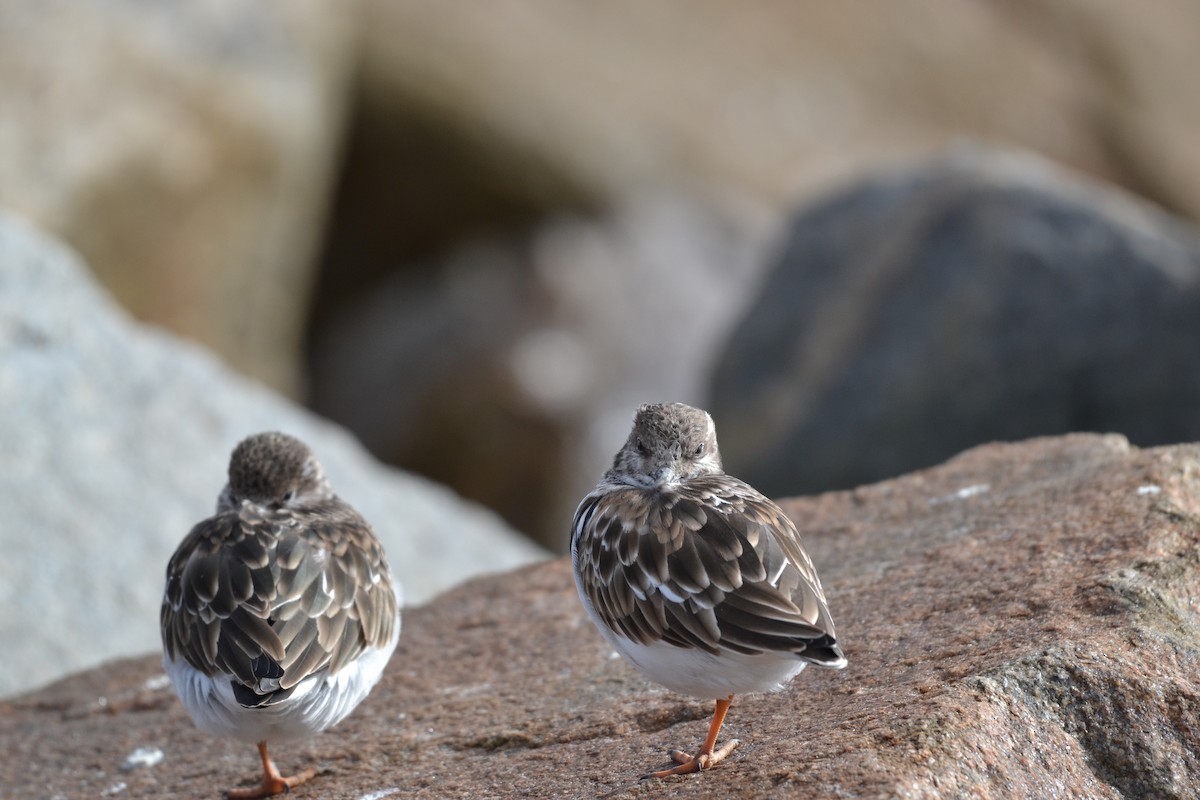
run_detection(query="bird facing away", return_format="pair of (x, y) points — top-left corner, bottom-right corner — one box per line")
(571, 403), (846, 778)
(161, 432), (401, 798)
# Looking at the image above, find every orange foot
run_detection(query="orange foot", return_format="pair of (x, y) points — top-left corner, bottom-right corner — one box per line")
(641, 694), (739, 779)
(227, 742), (317, 798)
(644, 738), (740, 778)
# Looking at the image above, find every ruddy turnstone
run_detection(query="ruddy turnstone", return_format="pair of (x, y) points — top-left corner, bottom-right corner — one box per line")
(161, 432), (401, 798)
(571, 403), (846, 778)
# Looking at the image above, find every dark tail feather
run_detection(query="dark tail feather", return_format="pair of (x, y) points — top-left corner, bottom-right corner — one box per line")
(802, 634), (847, 669)
(231, 654), (294, 707)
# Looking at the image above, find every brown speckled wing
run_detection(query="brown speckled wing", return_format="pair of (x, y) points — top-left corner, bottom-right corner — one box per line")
(161, 502), (398, 696)
(573, 476), (844, 665)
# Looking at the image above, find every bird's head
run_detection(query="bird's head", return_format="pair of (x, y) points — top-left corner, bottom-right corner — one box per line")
(609, 402), (722, 488)
(217, 431), (332, 513)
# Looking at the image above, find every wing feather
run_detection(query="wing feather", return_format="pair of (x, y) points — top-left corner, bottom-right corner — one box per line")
(161, 500), (399, 704)
(573, 475), (843, 664)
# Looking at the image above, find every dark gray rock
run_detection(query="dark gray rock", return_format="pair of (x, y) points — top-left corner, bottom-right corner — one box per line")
(710, 147), (1200, 497)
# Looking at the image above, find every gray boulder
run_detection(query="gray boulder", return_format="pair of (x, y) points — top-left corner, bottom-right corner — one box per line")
(0, 211), (546, 698)
(710, 147), (1200, 498)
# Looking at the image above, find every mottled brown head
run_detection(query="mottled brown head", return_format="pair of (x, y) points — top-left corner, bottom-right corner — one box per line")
(220, 431), (332, 511)
(608, 402), (722, 487)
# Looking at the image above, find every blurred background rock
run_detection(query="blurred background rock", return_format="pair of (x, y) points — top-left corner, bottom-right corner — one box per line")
(710, 148), (1200, 498)
(5, 0), (1200, 561)
(0, 210), (545, 697)
(0, 0), (354, 395)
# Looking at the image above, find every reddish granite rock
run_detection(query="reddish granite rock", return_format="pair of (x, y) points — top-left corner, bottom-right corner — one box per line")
(3, 434), (1199, 798)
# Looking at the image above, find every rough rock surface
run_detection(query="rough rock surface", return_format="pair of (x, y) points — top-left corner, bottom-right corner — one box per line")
(4, 434), (1198, 798)
(0, 212), (545, 699)
(711, 147), (1200, 500)
(0, 0), (354, 393)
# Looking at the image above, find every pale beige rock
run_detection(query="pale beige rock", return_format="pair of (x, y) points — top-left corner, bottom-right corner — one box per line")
(1069, 0), (1200, 219)
(4, 434), (1198, 797)
(0, 0), (355, 394)
(357, 0), (1200, 222)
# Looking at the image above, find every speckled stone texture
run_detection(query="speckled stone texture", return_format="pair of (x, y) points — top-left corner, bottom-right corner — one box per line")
(3, 434), (1198, 798)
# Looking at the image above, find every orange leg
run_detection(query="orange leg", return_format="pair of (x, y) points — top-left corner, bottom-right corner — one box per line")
(227, 741), (317, 798)
(643, 694), (740, 779)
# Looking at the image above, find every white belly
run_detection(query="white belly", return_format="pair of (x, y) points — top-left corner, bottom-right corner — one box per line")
(573, 566), (806, 699)
(610, 635), (807, 699)
(164, 619), (400, 744)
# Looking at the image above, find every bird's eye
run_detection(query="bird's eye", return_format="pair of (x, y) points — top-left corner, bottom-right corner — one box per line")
(281, 490), (296, 503)
(694, 442), (705, 457)
(636, 437), (649, 456)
